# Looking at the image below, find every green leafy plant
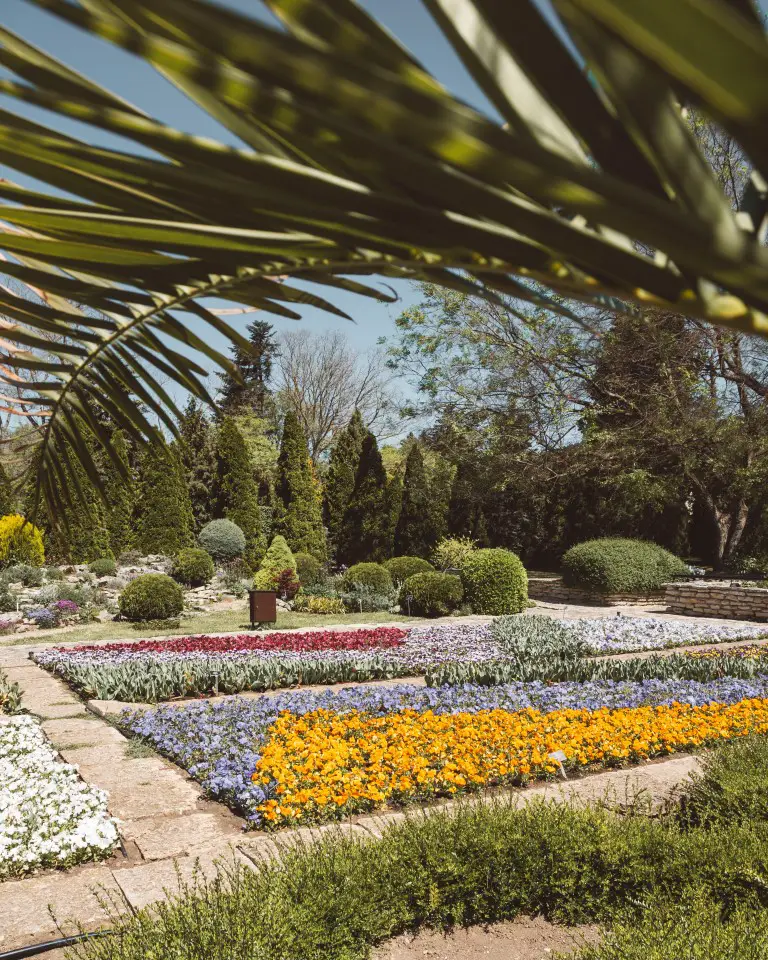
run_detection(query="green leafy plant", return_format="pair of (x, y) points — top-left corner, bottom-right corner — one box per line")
(118, 574), (184, 622)
(88, 558), (117, 578)
(252, 536), (297, 590)
(0, 669), (23, 715)
(171, 548), (215, 587)
(198, 519), (246, 563)
(385, 556), (435, 584)
(432, 537), (477, 572)
(402, 572), (463, 617)
(0, 516), (44, 568)
(4, 563), (44, 587)
(292, 594), (346, 615)
(294, 552), (324, 588)
(44, 566), (64, 581)
(459, 548), (527, 615)
(562, 538), (688, 595)
(342, 563), (393, 594)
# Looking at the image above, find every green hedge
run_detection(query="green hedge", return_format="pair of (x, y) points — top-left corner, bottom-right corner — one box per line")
(118, 574), (184, 622)
(342, 562), (393, 594)
(402, 572), (462, 617)
(459, 548), (527, 615)
(384, 556), (434, 583)
(562, 538), (688, 595)
(171, 548), (215, 587)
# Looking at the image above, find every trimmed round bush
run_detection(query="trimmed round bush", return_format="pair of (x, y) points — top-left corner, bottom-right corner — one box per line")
(118, 574), (184, 622)
(459, 548), (527, 615)
(342, 562), (393, 594)
(0, 515), (44, 568)
(88, 557), (117, 578)
(562, 538), (688, 595)
(385, 556), (434, 583)
(295, 552), (323, 587)
(171, 548), (215, 587)
(198, 519), (246, 562)
(403, 572), (463, 617)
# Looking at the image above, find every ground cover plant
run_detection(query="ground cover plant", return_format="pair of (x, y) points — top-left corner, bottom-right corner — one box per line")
(120, 670), (768, 828)
(0, 715), (118, 878)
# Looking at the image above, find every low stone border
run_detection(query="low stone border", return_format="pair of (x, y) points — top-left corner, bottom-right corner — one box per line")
(528, 577), (663, 607)
(666, 581), (768, 622)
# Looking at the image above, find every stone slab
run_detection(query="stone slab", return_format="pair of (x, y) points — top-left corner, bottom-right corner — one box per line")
(0, 866), (123, 950)
(123, 812), (243, 861)
(96, 774), (203, 821)
(41, 717), (126, 748)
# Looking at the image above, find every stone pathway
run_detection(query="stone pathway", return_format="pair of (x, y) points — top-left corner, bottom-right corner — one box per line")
(3, 605), (761, 951)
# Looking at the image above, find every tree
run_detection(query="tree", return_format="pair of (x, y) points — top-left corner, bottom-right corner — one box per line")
(179, 398), (217, 530)
(0, 461), (15, 517)
(274, 411), (327, 559)
(323, 410), (367, 559)
(101, 428), (135, 557)
(214, 417), (267, 568)
(134, 444), (194, 556)
(275, 330), (401, 461)
(394, 444), (440, 558)
(448, 462), (489, 544)
(338, 432), (391, 565)
(219, 319), (278, 418)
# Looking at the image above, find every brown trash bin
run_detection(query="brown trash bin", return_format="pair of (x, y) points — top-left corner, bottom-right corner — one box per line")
(248, 589), (277, 629)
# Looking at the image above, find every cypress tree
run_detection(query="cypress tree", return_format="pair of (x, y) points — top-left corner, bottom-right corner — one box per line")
(0, 460), (15, 517)
(219, 319), (277, 417)
(179, 398), (217, 529)
(101, 428), (136, 557)
(323, 410), (366, 558)
(338, 432), (391, 565)
(394, 444), (440, 558)
(215, 417), (267, 569)
(274, 411), (327, 559)
(134, 443), (194, 556)
(448, 461), (489, 544)
(385, 470), (403, 552)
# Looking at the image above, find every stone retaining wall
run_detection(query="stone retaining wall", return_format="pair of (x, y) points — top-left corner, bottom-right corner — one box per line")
(665, 582), (768, 621)
(528, 576), (663, 607)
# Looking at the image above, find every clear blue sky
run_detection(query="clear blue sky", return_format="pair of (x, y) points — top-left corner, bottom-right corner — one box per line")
(1, 0), (766, 402)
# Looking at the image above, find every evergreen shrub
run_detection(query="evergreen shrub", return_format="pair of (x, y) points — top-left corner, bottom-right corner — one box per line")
(252, 536), (297, 590)
(460, 548), (527, 615)
(385, 556), (434, 583)
(562, 538), (688, 595)
(292, 594), (346, 615)
(199, 519), (246, 562)
(295, 552), (323, 587)
(89, 558), (117, 578)
(0, 515), (45, 568)
(4, 563), (44, 587)
(403, 572), (463, 617)
(171, 548), (215, 587)
(433, 536), (476, 571)
(44, 566), (64, 581)
(118, 574), (184, 621)
(342, 562), (393, 594)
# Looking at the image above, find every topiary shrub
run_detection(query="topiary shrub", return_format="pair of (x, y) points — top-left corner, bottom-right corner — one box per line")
(88, 557), (117, 578)
(118, 574), (184, 621)
(0, 515), (45, 568)
(295, 552), (323, 587)
(460, 548), (527, 615)
(385, 556), (434, 583)
(562, 538), (688, 595)
(198, 519), (246, 562)
(342, 562), (393, 594)
(402, 572), (463, 617)
(171, 548), (215, 587)
(252, 536), (297, 590)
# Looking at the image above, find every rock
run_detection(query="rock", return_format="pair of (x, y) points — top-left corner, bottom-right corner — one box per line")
(96, 610), (114, 623)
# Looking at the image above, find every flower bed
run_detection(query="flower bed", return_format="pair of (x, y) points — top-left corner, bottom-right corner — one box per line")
(558, 615), (768, 654)
(120, 674), (768, 827)
(0, 715), (118, 878)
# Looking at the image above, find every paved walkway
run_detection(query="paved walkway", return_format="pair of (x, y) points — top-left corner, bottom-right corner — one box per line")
(2, 604), (762, 951)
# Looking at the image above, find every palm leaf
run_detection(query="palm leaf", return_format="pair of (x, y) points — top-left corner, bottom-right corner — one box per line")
(0, 0), (767, 519)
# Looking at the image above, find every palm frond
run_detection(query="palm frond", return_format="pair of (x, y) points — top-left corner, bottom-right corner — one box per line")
(0, 0), (767, 517)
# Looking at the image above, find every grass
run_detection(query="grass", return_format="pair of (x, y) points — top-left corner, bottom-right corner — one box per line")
(6, 607), (419, 646)
(68, 737), (768, 960)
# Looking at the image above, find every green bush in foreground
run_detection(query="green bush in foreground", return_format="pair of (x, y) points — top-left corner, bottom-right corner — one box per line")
(342, 562), (393, 594)
(384, 555), (434, 583)
(118, 574), (184, 622)
(459, 548), (527, 615)
(403, 572), (463, 617)
(171, 548), (215, 587)
(562, 538), (688, 595)
(71, 795), (768, 960)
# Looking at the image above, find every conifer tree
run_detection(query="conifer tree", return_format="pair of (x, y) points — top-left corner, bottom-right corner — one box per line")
(385, 470), (403, 552)
(219, 319), (277, 417)
(0, 460), (15, 517)
(323, 410), (366, 558)
(338, 432), (391, 564)
(274, 411), (327, 559)
(448, 461), (489, 544)
(394, 444), (440, 558)
(215, 417), (267, 568)
(101, 429), (135, 557)
(134, 443), (194, 555)
(179, 398), (217, 529)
